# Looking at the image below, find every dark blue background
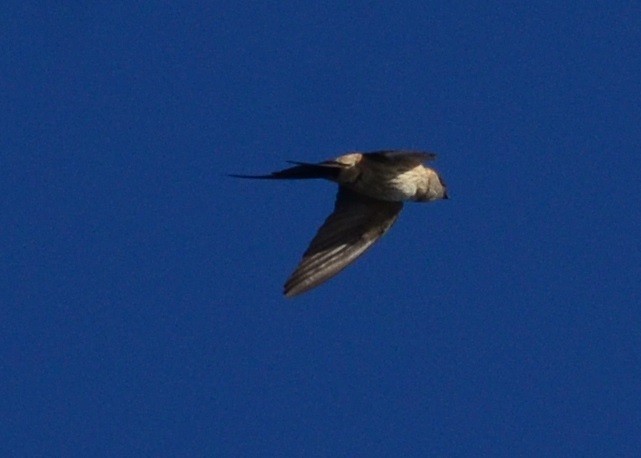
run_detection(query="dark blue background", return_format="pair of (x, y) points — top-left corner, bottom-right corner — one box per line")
(3, 2), (641, 456)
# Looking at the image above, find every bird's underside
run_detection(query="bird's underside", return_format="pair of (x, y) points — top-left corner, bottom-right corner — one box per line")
(231, 150), (448, 297)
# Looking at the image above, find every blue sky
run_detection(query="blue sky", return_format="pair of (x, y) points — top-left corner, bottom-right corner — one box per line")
(3, 1), (641, 456)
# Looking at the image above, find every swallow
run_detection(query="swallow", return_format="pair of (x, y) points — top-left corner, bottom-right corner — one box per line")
(231, 150), (448, 297)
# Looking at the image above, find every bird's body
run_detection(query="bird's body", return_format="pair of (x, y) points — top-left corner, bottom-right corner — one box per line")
(232, 150), (448, 297)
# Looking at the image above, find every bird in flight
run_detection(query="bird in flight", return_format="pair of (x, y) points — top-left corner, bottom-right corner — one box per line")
(232, 150), (448, 297)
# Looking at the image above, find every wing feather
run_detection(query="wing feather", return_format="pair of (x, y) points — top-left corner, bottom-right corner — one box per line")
(365, 150), (437, 165)
(284, 187), (403, 297)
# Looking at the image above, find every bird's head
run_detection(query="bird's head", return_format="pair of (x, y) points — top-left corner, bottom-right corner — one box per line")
(435, 171), (449, 200)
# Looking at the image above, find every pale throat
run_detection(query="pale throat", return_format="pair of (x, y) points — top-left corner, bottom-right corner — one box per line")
(363, 166), (427, 201)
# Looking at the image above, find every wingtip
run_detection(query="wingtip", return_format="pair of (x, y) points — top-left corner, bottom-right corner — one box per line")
(283, 283), (302, 298)
(283, 277), (314, 298)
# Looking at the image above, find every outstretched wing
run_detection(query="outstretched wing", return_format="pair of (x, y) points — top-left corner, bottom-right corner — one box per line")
(284, 187), (403, 297)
